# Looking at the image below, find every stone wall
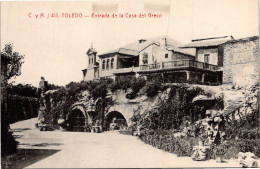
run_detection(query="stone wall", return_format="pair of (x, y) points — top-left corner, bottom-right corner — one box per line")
(223, 37), (259, 86)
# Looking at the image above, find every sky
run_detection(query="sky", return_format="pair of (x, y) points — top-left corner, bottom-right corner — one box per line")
(1, 0), (259, 87)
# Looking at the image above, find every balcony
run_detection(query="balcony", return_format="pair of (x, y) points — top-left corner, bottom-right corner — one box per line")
(139, 60), (220, 72)
(113, 66), (140, 75)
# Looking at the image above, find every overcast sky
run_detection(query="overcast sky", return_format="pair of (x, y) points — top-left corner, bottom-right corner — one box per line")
(1, 0), (259, 87)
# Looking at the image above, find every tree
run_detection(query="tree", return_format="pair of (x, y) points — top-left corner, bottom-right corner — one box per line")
(1, 43), (24, 156)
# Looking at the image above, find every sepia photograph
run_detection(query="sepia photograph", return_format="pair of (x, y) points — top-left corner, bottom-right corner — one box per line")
(1, 0), (260, 168)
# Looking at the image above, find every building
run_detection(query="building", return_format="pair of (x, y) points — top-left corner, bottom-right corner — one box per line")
(83, 36), (223, 84)
(181, 36), (235, 84)
(222, 36), (259, 86)
(83, 36), (196, 81)
(182, 35), (259, 86)
(82, 35), (259, 86)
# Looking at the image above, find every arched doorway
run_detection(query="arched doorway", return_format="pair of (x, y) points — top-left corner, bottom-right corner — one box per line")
(105, 111), (127, 131)
(67, 109), (87, 132)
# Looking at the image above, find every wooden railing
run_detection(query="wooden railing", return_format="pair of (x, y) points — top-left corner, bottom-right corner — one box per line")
(140, 60), (219, 72)
(113, 66), (140, 74)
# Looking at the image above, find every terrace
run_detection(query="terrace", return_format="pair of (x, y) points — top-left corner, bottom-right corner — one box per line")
(113, 66), (140, 75)
(111, 59), (222, 84)
(139, 59), (220, 73)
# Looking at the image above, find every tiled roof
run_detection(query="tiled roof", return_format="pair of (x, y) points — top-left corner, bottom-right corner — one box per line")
(167, 46), (195, 57)
(181, 36), (234, 48)
(224, 36), (259, 44)
(118, 48), (139, 56)
(98, 36), (195, 57)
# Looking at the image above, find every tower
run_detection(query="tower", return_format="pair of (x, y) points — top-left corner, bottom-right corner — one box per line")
(82, 45), (99, 81)
(86, 45), (97, 69)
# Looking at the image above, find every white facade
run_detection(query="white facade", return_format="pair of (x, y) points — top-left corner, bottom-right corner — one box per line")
(196, 48), (218, 65)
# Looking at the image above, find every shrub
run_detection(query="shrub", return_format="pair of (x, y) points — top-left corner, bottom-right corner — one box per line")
(225, 139), (260, 158)
(174, 136), (199, 157)
(139, 129), (199, 157)
(111, 75), (133, 92)
(144, 81), (161, 97)
(130, 77), (146, 94)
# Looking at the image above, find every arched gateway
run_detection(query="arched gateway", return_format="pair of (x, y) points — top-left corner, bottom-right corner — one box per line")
(105, 111), (128, 130)
(66, 105), (90, 132)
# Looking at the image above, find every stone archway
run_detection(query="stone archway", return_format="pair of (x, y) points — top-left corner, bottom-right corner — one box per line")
(105, 111), (128, 130)
(67, 105), (90, 132)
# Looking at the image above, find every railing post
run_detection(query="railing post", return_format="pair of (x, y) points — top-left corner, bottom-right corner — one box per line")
(161, 62), (163, 69)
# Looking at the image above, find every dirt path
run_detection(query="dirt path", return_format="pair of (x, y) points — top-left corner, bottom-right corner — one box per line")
(10, 118), (254, 168)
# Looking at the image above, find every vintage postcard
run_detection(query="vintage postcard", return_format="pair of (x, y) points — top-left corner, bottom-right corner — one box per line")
(1, 0), (260, 168)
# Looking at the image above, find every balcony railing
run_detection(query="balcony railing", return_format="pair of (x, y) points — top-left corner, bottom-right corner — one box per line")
(113, 66), (140, 74)
(140, 60), (219, 72)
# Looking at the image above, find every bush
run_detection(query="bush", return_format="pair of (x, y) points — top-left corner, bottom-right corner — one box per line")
(139, 129), (199, 157)
(225, 139), (260, 158)
(144, 81), (161, 97)
(174, 136), (199, 157)
(7, 83), (38, 98)
(1, 106), (18, 156)
(130, 77), (146, 94)
(111, 75), (133, 92)
(140, 85), (218, 130)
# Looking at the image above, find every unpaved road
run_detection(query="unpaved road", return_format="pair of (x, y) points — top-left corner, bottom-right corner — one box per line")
(10, 118), (254, 168)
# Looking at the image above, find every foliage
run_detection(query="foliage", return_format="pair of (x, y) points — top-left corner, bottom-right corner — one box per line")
(1, 43), (24, 82)
(130, 77), (146, 94)
(143, 80), (161, 97)
(225, 108), (259, 140)
(45, 77), (113, 128)
(7, 95), (38, 124)
(7, 83), (38, 98)
(110, 75), (134, 92)
(214, 143), (229, 155)
(224, 108), (260, 158)
(139, 85), (219, 131)
(1, 43), (24, 156)
(139, 129), (199, 157)
(47, 83), (61, 90)
(174, 136), (198, 156)
(225, 139), (260, 158)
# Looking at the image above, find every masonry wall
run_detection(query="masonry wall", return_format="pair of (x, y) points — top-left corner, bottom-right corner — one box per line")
(85, 68), (95, 81)
(223, 37), (259, 86)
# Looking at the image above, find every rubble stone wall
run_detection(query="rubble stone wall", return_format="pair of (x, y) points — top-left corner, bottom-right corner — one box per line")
(223, 37), (259, 86)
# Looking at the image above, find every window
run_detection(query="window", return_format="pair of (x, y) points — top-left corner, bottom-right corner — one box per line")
(102, 60), (105, 70)
(142, 52), (148, 65)
(106, 59), (110, 70)
(165, 53), (168, 58)
(111, 58), (114, 69)
(204, 54), (210, 63)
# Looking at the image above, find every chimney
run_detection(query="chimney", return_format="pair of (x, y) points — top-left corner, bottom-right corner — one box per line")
(138, 39), (147, 44)
(160, 37), (167, 46)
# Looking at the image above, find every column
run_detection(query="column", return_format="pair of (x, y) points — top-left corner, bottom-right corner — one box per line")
(202, 73), (205, 83)
(186, 71), (190, 81)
